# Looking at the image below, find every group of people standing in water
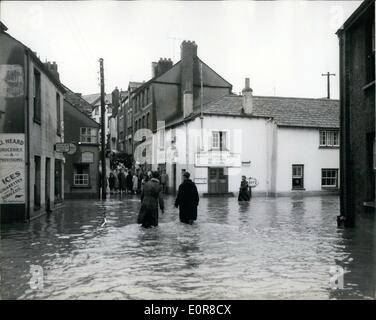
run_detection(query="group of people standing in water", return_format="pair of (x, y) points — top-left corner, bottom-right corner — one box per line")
(137, 171), (199, 228)
(137, 171), (253, 229)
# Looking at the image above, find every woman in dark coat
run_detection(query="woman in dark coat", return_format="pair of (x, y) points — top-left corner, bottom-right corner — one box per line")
(137, 171), (164, 228)
(238, 175), (250, 201)
(175, 172), (199, 224)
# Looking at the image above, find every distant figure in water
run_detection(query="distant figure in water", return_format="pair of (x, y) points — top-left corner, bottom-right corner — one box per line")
(137, 171), (164, 228)
(238, 176), (250, 201)
(175, 171), (199, 224)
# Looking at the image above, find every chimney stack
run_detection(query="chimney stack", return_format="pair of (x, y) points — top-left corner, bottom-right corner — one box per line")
(151, 62), (158, 78)
(44, 61), (60, 80)
(156, 58), (173, 77)
(112, 87), (120, 109)
(180, 40), (197, 118)
(242, 77), (253, 114)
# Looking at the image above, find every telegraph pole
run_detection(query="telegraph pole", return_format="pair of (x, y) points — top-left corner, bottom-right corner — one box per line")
(321, 72), (336, 99)
(200, 62), (204, 151)
(99, 58), (106, 200)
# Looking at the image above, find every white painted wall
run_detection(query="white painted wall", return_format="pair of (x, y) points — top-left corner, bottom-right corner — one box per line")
(152, 116), (339, 196)
(275, 127), (340, 193)
(156, 115), (272, 194)
(28, 59), (65, 211)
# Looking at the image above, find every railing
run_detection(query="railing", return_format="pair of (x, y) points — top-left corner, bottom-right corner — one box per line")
(195, 150), (241, 167)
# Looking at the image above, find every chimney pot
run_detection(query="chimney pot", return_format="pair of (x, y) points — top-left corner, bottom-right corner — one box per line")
(242, 77), (253, 114)
(245, 78), (250, 90)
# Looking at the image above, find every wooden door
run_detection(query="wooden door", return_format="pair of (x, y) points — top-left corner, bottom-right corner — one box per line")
(208, 167), (228, 194)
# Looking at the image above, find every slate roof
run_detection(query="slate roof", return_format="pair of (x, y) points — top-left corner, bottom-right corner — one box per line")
(82, 93), (112, 106)
(201, 94), (339, 128)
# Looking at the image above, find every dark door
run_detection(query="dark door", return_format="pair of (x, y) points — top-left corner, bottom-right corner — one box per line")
(45, 158), (50, 209)
(208, 167), (228, 194)
(172, 163), (176, 194)
(34, 156), (41, 209)
(54, 159), (62, 202)
(366, 132), (375, 201)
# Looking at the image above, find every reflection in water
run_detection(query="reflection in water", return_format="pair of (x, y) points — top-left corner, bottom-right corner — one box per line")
(0, 195), (375, 299)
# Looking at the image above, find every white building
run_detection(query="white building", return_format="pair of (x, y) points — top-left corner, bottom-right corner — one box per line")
(82, 93), (113, 143)
(147, 79), (339, 197)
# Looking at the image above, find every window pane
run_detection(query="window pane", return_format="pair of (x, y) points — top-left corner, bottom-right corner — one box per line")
(320, 131), (326, 145)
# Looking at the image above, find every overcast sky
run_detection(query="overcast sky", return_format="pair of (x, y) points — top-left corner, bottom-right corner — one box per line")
(1, 0), (362, 99)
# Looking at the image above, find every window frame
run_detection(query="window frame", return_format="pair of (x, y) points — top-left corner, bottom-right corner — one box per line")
(292, 164), (304, 190)
(321, 168), (339, 188)
(56, 92), (61, 136)
(319, 130), (340, 148)
(33, 68), (41, 124)
(211, 131), (228, 151)
(80, 127), (98, 144)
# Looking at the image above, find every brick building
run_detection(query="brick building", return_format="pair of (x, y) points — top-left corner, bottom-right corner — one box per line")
(336, 0), (375, 227)
(117, 41), (232, 170)
(1, 22), (65, 222)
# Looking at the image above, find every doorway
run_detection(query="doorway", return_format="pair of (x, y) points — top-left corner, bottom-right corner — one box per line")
(45, 158), (50, 211)
(34, 156), (41, 209)
(208, 167), (228, 194)
(55, 159), (62, 202)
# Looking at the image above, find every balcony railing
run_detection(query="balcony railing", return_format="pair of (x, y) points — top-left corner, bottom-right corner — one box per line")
(195, 150), (241, 167)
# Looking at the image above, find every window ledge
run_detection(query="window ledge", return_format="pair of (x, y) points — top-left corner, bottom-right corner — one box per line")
(72, 185), (92, 189)
(319, 146), (339, 149)
(33, 118), (41, 125)
(362, 81), (375, 91)
(363, 201), (376, 209)
(321, 187), (339, 190)
(292, 188), (306, 191)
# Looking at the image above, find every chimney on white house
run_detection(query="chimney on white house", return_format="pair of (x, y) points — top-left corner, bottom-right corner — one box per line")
(181, 40), (197, 118)
(151, 62), (158, 78)
(242, 77), (253, 114)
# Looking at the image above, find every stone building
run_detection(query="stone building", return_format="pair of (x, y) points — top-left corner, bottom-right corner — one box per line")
(0, 22), (65, 222)
(336, 0), (375, 227)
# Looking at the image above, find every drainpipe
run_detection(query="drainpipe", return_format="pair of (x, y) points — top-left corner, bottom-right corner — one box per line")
(25, 49), (31, 220)
(266, 117), (273, 198)
(185, 121), (189, 171)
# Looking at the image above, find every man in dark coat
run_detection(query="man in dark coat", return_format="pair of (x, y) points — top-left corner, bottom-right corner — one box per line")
(175, 172), (199, 224)
(118, 169), (126, 194)
(126, 170), (133, 194)
(138, 171), (164, 228)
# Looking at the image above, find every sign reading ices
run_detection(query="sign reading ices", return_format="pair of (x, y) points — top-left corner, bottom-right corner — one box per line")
(0, 134), (25, 204)
(0, 65), (24, 98)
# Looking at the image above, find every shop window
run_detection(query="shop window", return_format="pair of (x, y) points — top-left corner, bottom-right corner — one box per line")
(73, 164), (90, 186)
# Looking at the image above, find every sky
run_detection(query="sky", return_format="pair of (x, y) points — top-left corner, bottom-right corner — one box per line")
(0, 0), (362, 99)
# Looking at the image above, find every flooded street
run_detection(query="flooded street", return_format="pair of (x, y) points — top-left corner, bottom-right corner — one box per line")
(1, 195), (375, 300)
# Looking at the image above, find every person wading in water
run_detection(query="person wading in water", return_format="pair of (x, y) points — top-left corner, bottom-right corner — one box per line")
(137, 171), (164, 228)
(174, 171), (199, 225)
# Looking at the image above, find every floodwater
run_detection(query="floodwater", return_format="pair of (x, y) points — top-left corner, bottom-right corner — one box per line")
(1, 195), (375, 300)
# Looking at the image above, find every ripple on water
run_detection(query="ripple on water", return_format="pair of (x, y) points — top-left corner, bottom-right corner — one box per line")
(1, 195), (375, 299)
